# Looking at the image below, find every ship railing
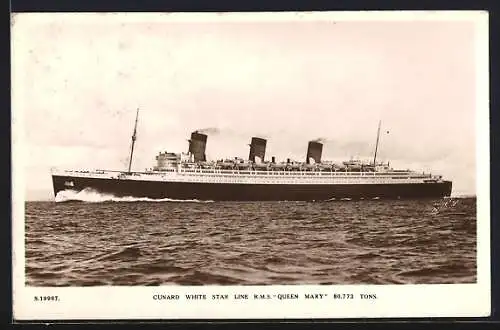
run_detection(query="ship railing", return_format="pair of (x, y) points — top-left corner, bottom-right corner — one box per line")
(54, 167), (433, 177)
(177, 168), (434, 178)
(52, 167), (438, 180)
(56, 169), (124, 174)
(51, 168), (179, 178)
(52, 169), (136, 177)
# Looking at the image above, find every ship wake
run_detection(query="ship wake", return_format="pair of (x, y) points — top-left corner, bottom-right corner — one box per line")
(54, 188), (214, 203)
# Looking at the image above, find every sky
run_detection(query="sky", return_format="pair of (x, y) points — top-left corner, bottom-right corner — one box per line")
(12, 13), (485, 200)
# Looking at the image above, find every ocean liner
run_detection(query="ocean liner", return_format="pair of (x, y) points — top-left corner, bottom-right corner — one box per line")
(51, 109), (452, 201)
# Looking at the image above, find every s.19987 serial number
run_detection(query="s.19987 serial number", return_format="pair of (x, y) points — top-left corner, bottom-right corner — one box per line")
(34, 296), (59, 302)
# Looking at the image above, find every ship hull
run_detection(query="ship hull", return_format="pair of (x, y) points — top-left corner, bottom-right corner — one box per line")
(52, 175), (453, 201)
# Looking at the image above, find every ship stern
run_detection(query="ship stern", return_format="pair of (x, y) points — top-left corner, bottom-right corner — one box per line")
(443, 180), (453, 197)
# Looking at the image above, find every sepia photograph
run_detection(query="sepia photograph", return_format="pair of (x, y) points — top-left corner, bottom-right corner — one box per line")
(12, 11), (490, 319)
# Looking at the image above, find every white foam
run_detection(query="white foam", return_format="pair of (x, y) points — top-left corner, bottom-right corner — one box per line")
(54, 188), (214, 203)
(448, 194), (477, 199)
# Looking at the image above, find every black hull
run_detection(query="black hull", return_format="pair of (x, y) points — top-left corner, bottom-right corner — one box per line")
(52, 175), (453, 201)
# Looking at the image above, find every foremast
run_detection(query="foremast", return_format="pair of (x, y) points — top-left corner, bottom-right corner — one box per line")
(372, 120), (382, 166)
(127, 108), (140, 173)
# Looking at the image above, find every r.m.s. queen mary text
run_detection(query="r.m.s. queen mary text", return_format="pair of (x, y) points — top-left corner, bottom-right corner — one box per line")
(152, 292), (377, 301)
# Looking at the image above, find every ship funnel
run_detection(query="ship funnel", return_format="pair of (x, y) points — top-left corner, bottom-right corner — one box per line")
(306, 141), (323, 164)
(188, 131), (208, 162)
(248, 137), (267, 163)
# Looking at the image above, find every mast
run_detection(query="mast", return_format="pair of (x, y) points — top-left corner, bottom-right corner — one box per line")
(127, 108), (140, 173)
(372, 120), (381, 166)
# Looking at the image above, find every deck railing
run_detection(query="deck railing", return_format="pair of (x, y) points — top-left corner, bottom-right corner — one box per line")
(52, 167), (434, 179)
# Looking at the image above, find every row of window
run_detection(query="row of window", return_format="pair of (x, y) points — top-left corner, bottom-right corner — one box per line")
(178, 170), (426, 177)
(178, 174), (423, 179)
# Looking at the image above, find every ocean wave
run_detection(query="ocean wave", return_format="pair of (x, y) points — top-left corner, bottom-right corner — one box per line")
(54, 188), (214, 203)
(448, 194), (476, 199)
(26, 197), (477, 286)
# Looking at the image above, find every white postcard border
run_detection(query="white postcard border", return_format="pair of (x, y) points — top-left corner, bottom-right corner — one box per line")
(12, 11), (491, 320)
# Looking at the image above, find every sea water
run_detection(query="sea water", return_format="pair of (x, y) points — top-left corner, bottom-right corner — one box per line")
(24, 191), (476, 286)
